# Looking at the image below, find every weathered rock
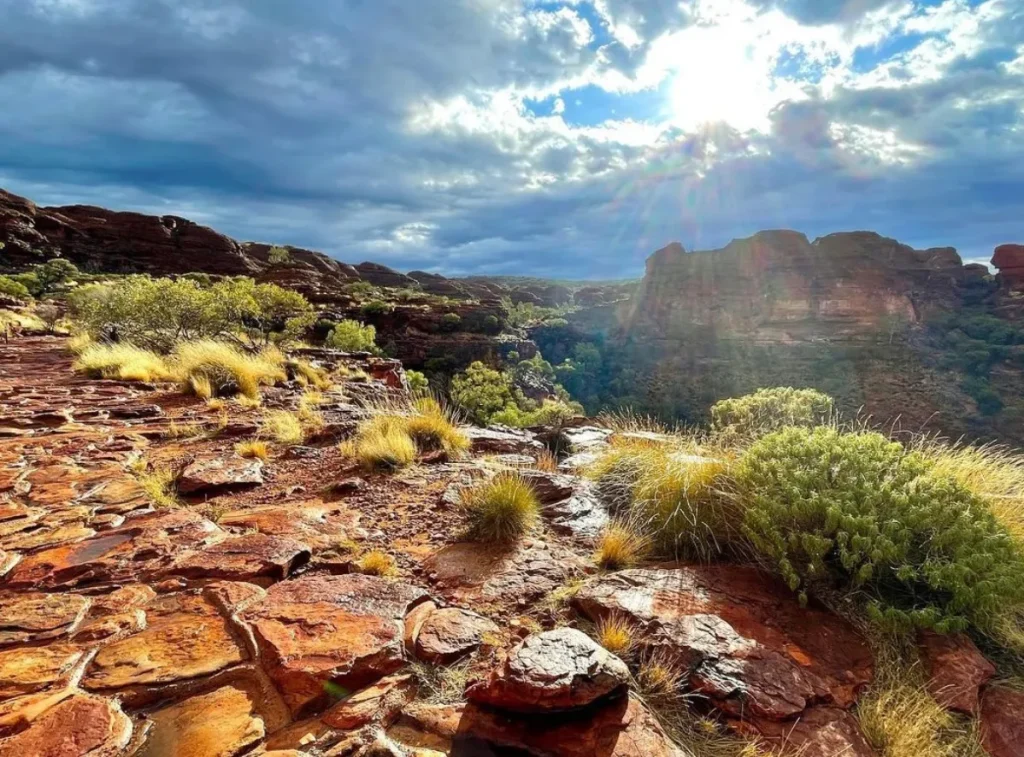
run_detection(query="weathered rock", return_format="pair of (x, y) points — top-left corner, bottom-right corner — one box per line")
(919, 630), (995, 714)
(0, 592), (91, 646)
(572, 566), (873, 721)
(981, 686), (1024, 757)
(82, 593), (247, 703)
(519, 470), (578, 504)
(414, 608), (498, 665)
(5, 509), (222, 590)
(423, 539), (586, 606)
(177, 456), (264, 495)
(242, 574), (429, 714)
(321, 673), (417, 730)
(168, 533), (311, 583)
(741, 706), (875, 757)
(542, 482), (609, 539)
(0, 643), (85, 699)
(466, 628), (629, 712)
(0, 692), (133, 755)
(390, 696), (689, 757)
(216, 501), (360, 549)
(136, 684), (265, 757)
(993, 243), (1024, 290)
(462, 426), (544, 455)
(403, 600), (437, 654)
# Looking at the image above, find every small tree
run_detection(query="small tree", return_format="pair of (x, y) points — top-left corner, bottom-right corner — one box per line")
(450, 362), (516, 425)
(33, 258), (79, 295)
(0, 275), (31, 301)
(326, 319), (378, 352)
(35, 303), (62, 333)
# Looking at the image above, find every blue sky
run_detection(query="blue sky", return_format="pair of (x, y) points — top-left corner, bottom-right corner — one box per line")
(0, 0), (1021, 278)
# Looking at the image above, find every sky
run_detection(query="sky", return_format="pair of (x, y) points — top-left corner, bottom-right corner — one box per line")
(0, 0), (1021, 278)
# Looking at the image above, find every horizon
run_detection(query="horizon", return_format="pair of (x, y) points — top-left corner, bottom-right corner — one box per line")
(1, 0), (1020, 278)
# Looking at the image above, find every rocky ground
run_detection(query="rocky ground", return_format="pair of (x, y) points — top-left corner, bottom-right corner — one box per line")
(0, 336), (1021, 757)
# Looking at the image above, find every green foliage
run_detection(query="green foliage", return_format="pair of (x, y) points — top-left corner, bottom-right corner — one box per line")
(711, 387), (834, 437)
(0, 275), (31, 300)
(735, 426), (1024, 633)
(326, 319), (378, 353)
(267, 245), (291, 265)
(406, 369), (430, 394)
(501, 298), (577, 329)
(360, 299), (393, 317)
(344, 281), (377, 297)
(440, 312), (462, 331)
(33, 258), (79, 294)
(66, 275), (314, 351)
(450, 361), (517, 425)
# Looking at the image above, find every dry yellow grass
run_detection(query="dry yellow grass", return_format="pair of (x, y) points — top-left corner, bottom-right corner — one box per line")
(534, 449), (560, 472)
(595, 614), (636, 658)
(461, 472), (540, 543)
(344, 422), (417, 471)
(594, 521), (650, 570)
(356, 550), (397, 577)
(261, 410), (304, 445)
(136, 465), (181, 509)
(172, 340), (286, 400)
(235, 440), (271, 460)
(73, 343), (172, 383)
(292, 358), (332, 390)
(163, 420), (204, 440)
(636, 650), (684, 700)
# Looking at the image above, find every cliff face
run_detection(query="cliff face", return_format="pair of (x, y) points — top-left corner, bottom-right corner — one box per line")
(622, 231), (970, 342)
(595, 230), (1024, 443)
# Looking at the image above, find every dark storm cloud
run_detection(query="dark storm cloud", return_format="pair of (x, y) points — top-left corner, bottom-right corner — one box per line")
(0, 0), (1020, 276)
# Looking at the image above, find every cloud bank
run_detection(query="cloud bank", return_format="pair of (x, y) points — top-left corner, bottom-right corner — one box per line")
(0, 0), (1020, 277)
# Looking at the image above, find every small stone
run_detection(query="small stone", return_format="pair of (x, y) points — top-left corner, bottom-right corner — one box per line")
(466, 628), (629, 712)
(415, 608), (498, 664)
(177, 456), (264, 495)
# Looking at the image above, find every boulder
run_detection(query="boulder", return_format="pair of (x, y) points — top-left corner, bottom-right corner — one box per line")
(742, 706), (875, 757)
(414, 608), (498, 664)
(573, 566), (874, 722)
(981, 686), (1024, 757)
(167, 533), (311, 583)
(519, 470), (578, 504)
(466, 628), (629, 712)
(177, 456), (264, 495)
(993, 244), (1024, 289)
(919, 630), (995, 714)
(462, 426), (544, 455)
(241, 574), (429, 714)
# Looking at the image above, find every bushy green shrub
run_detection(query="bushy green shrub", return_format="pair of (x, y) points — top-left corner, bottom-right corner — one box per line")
(440, 312), (462, 331)
(326, 319), (378, 352)
(0, 276), (31, 300)
(711, 387), (834, 437)
(360, 299), (393, 317)
(450, 361), (517, 425)
(406, 370), (430, 394)
(66, 275), (314, 351)
(735, 426), (1024, 633)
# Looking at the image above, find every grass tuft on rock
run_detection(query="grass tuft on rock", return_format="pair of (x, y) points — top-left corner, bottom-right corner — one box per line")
(235, 440), (271, 460)
(461, 472), (540, 543)
(594, 521), (650, 570)
(73, 342), (172, 383)
(595, 614), (636, 658)
(173, 340), (287, 400)
(261, 410), (304, 445)
(356, 550), (397, 577)
(344, 419), (417, 472)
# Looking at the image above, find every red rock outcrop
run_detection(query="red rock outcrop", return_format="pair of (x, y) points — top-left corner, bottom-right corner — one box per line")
(993, 243), (1024, 290)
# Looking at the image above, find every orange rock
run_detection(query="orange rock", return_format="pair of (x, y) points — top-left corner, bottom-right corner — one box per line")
(415, 607), (498, 665)
(0, 692), (132, 756)
(0, 592), (91, 646)
(920, 630), (995, 715)
(981, 686), (1024, 757)
(0, 643), (85, 699)
(136, 685), (264, 757)
(167, 533), (311, 583)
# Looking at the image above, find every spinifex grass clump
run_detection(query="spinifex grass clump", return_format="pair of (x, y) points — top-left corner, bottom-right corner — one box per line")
(344, 416), (417, 471)
(173, 340), (286, 400)
(73, 342), (172, 382)
(587, 438), (735, 560)
(735, 426), (1024, 633)
(594, 521), (650, 570)
(461, 472), (540, 542)
(403, 397), (470, 457)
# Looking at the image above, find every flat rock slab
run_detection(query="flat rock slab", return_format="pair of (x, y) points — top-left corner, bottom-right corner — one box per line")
(742, 706), (875, 757)
(242, 574), (429, 715)
(391, 696), (689, 757)
(981, 686), (1024, 757)
(920, 631), (995, 715)
(0, 643), (85, 699)
(0, 692), (133, 755)
(0, 592), (91, 646)
(82, 593), (247, 703)
(4, 510), (222, 590)
(519, 470), (579, 504)
(462, 426), (543, 454)
(136, 684), (265, 757)
(216, 501), (360, 549)
(423, 539), (586, 607)
(573, 565), (874, 722)
(177, 457), (264, 495)
(415, 607), (498, 665)
(466, 628), (629, 712)
(168, 533), (311, 583)
(542, 482), (609, 539)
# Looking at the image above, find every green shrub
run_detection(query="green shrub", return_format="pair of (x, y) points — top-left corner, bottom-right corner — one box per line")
(711, 387), (834, 437)
(406, 370), (430, 395)
(440, 312), (462, 331)
(450, 361), (517, 425)
(326, 319), (378, 352)
(268, 245), (291, 265)
(67, 275), (314, 351)
(361, 299), (393, 317)
(736, 426), (1024, 633)
(0, 276), (31, 300)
